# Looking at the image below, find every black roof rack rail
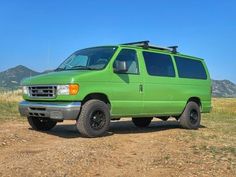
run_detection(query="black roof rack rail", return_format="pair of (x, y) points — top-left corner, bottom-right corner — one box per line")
(121, 40), (178, 53)
(121, 40), (150, 48)
(147, 45), (173, 52)
(168, 46), (178, 54)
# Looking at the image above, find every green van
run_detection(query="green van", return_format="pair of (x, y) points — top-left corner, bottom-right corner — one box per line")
(19, 41), (212, 137)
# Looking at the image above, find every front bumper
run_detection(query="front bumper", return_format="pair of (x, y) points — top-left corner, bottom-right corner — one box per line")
(19, 101), (81, 120)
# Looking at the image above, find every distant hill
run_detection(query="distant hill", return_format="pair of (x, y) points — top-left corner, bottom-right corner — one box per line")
(0, 65), (236, 97)
(0, 65), (40, 89)
(212, 80), (236, 98)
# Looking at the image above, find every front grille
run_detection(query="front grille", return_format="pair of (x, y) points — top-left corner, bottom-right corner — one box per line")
(28, 86), (57, 98)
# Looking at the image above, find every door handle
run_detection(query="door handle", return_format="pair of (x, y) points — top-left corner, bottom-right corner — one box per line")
(139, 84), (143, 93)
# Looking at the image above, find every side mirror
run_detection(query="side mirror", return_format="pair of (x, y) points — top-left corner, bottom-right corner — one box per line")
(114, 60), (128, 73)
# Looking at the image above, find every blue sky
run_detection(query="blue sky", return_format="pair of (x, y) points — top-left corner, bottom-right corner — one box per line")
(0, 0), (235, 82)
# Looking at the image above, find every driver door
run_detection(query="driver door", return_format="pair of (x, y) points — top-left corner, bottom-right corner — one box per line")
(110, 49), (143, 116)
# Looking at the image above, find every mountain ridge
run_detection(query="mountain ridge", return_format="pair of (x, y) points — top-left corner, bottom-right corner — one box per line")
(0, 65), (40, 89)
(0, 65), (236, 97)
(212, 79), (236, 97)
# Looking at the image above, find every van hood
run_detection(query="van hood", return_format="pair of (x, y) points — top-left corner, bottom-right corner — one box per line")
(21, 70), (96, 85)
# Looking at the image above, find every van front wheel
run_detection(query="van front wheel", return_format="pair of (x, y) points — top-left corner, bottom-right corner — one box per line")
(179, 101), (201, 129)
(77, 100), (110, 138)
(132, 117), (153, 128)
(27, 117), (57, 131)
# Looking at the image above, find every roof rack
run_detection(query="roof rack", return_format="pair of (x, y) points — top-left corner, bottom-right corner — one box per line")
(168, 46), (178, 54)
(121, 40), (178, 54)
(121, 41), (150, 48)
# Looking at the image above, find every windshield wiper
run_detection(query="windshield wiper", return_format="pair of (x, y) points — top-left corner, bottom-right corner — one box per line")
(55, 65), (99, 71)
(68, 65), (98, 70)
(54, 67), (65, 71)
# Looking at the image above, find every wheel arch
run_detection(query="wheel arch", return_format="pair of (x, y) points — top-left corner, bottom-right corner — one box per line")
(82, 93), (111, 109)
(187, 97), (202, 110)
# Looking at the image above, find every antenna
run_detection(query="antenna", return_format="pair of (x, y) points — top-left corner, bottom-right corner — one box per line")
(47, 42), (51, 71)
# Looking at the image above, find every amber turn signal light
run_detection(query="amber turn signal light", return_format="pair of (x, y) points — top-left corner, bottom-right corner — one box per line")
(69, 84), (79, 95)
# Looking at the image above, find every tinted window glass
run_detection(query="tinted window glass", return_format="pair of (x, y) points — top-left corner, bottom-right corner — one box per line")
(175, 56), (207, 79)
(57, 47), (117, 71)
(143, 52), (175, 77)
(114, 49), (139, 74)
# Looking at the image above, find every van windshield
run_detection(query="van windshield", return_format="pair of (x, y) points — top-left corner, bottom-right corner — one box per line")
(56, 46), (117, 71)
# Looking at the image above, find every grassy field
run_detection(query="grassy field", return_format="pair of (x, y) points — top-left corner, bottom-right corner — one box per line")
(183, 98), (236, 169)
(0, 91), (235, 176)
(0, 90), (22, 121)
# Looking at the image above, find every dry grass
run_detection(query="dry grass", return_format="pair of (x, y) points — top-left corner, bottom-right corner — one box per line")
(212, 98), (236, 114)
(0, 90), (22, 102)
(189, 98), (236, 172)
(0, 90), (22, 121)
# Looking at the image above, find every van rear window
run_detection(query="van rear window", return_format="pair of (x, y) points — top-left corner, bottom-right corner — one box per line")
(175, 56), (207, 79)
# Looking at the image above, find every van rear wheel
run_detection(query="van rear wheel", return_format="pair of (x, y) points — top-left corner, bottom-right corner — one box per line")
(132, 117), (153, 128)
(179, 101), (201, 129)
(77, 100), (110, 138)
(27, 117), (57, 131)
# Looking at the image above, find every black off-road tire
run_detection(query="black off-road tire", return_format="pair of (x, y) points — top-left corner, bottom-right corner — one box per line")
(76, 100), (110, 138)
(27, 117), (57, 131)
(159, 116), (169, 121)
(132, 117), (153, 128)
(179, 101), (201, 129)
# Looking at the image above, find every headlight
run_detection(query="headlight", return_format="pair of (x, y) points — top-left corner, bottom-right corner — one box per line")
(22, 86), (28, 95)
(57, 85), (69, 95)
(57, 84), (79, 95)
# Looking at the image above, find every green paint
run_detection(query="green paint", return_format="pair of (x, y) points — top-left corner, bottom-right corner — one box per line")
(22, 45), (212, 118)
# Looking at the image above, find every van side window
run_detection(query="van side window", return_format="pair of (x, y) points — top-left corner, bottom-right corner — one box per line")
(175, 56), (207, 79)
(114, 49), (139, 74)
(143, 52), (175, 77)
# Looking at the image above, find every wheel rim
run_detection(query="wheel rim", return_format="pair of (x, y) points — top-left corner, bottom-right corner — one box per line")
(190, 109), (198, 124)
(90, 110), (106, 130)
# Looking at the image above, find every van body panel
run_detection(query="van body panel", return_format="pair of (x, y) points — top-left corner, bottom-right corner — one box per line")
(21, 45), (212, 118)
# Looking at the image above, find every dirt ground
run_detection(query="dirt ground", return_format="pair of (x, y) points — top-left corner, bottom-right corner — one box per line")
(0, 118), (235, 177)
